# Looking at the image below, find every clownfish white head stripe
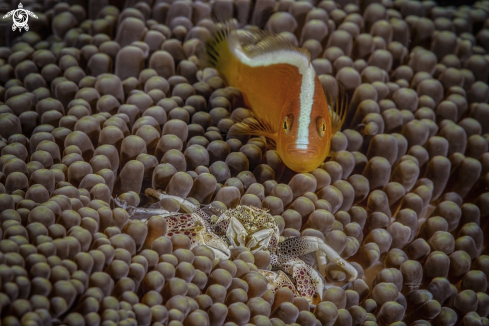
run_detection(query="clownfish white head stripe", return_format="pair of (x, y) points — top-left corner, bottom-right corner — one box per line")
(297, 67), (316, 149)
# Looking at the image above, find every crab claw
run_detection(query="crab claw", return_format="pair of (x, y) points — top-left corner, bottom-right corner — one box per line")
(113, 196), (139, 217)
(317, 239), (358, 283)
(114, 197), (128, 210)
(246, 228), (275, 253)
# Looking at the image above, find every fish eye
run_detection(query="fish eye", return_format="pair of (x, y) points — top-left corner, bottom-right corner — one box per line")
(316, 117), (326, 137)
(283, 115), (293, 135)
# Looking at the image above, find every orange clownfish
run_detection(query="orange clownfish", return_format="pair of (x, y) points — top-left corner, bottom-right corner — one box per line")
(204, 22), (348, 173)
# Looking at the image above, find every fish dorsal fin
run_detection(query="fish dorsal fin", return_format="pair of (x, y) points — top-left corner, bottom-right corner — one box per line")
(237, 27), (311, 65)
(238, 27), (304, 56)
(203, 19), (238, 70)
(204, 20), (311, 73)
(327, 82), (349, 134)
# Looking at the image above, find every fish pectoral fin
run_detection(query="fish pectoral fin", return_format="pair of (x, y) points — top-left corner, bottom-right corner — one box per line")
(327, 82), (349, 134)
(267, 137), (277, 150)
(232, 117), (277, 142)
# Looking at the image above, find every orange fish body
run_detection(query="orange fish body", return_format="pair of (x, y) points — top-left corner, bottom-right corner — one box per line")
(205, 24), (347, 173)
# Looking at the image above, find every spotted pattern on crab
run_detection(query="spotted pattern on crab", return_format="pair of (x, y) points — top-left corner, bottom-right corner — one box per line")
(281, 258), (323, 303)
(268, 234), (278, 250)
(213, 206), (277, 235)
(292, 264), (316, 297)
(194, 209), (212, 229)
(165, 214), (206, 246)
(214, 218), (231, 237)
(277, 236), (318, 264)
(270, 253), (279, 267)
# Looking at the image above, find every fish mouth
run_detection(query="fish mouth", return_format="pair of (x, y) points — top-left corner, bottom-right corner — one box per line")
(287, 144), (319, 154)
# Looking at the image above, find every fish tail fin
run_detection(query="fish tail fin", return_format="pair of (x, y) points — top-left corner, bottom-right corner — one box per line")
(328, 81), (349, 134)
(202, 17), (239, 75)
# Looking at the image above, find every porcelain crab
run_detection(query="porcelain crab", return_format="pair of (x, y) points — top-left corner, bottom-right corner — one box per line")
(116, 188), (358, 306)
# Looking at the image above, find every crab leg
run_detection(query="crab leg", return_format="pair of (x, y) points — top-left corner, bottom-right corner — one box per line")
(144, 188), (201, 213)
(114, 196), (173, 220)
(278, 236), (358, 283)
